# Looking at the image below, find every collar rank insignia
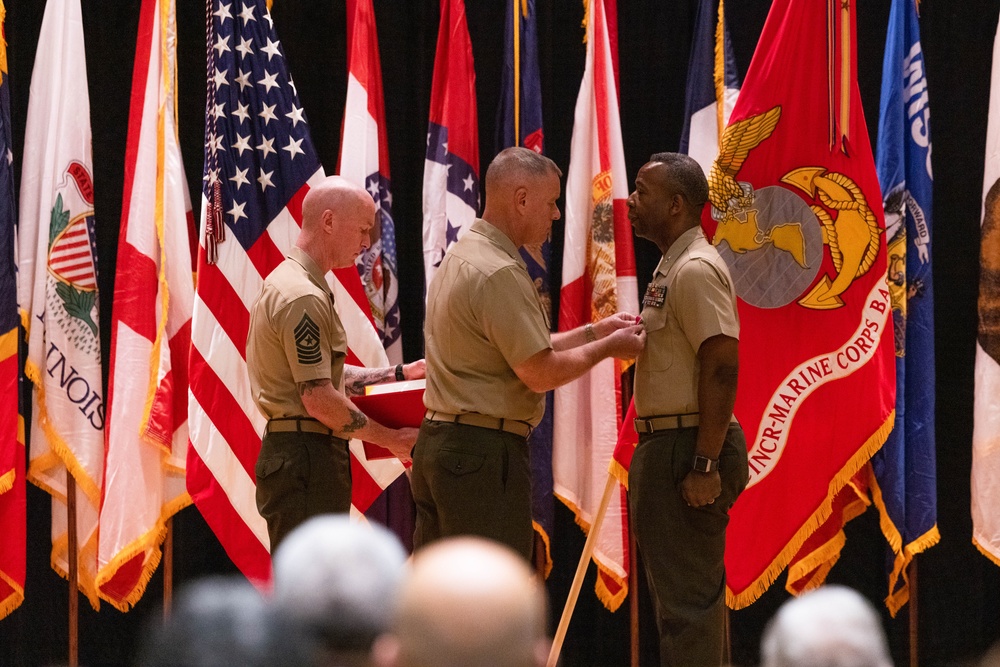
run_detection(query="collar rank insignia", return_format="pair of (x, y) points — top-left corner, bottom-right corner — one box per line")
(643, 283), (667, 308)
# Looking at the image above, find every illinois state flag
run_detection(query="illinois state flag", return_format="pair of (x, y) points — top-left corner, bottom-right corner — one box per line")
(871, 0), (939, 613)
(187, 0), (400, 584)
(97, 0), (194, 611)
(18, 0), (104, 610)
(553, 0), (638, 611)
(422, 0), (479, 290)
(707, 0), (896, 607)
(0, 0), (25, 621)
(973, 12), (1000, 568)
(339, 0), (402, 364)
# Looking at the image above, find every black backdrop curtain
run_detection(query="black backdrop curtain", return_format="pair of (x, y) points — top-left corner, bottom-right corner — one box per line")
(2, 1), (999, 665)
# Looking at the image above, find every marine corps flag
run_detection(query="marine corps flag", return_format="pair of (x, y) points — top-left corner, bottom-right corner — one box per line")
(708, 0), (896, 607)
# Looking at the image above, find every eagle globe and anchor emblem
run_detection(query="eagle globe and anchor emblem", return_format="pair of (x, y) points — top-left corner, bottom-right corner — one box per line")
(707, 106), (882, 310)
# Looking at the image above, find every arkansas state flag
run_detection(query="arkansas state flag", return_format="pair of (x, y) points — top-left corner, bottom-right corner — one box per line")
(339, 0), (402, 364)
(422, 0), (479, 290)
(707, 0), (896, 607)
(553, 0), (638, 612)
(97, 0), (194, 611)
(18, 0), (104, 610)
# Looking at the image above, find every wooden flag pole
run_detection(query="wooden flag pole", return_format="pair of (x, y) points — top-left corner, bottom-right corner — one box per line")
(546, 473), (617, 667)
(67, 472), (79, 667)
(163, 518), (174, 620)
(909, 558), (919, 667)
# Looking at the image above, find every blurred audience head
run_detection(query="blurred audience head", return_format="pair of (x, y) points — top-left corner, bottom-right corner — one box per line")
(271, 514), (408, 666)
(760, 584), (893, 667)
(137, 575), (316, 667)
(372, 536), (549, 667)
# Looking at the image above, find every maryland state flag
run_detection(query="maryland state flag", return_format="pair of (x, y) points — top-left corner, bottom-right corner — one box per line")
(707, 0), (896, 607)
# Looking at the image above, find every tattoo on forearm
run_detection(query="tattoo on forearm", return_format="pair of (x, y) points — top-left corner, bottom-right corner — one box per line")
(343, 366), (395, 396)
(340, 409), (368, 434)
(297, 378), (332, 397)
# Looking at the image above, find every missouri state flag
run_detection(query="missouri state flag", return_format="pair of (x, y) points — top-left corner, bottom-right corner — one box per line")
(338, 0), (402, 364)
(705, 0), (896, 607)
(187, 0), (402, 583)
(422, 0), (479, 290)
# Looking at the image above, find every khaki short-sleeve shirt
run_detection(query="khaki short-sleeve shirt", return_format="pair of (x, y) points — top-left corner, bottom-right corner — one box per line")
(247, 247), (347, 420)
(424, 219), (552, 425)
(634, 226), (739, 417)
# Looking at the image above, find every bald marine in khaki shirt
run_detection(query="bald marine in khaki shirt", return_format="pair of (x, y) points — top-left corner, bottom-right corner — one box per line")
(246, 176), (422, 552)
(411, 147), (647, 560)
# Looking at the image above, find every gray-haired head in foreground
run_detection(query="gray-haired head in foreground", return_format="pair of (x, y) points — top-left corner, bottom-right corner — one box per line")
(137, 576), (316, 667)
(272, 514), (408, 652)
(760, 584), (893, 667)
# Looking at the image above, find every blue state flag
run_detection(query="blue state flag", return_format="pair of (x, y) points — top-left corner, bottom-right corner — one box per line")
(679, 0), (740, 174)
(873, 0), (939, 616)
(495, 0), (554, 575)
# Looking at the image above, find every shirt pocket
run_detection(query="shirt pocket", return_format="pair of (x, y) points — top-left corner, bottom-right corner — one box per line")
(639, 304), (673, 372)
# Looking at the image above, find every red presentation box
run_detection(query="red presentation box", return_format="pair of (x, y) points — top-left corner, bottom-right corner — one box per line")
(350, 379), (425, 460)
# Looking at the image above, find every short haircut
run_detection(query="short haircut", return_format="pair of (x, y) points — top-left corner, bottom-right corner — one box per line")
(485, 146), (561, 191)
(272, 514), (407, 652)
(648, 151), (709, 207)
(760, 585), (892, 667)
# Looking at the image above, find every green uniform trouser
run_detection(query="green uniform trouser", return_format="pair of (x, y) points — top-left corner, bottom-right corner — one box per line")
(410, 419), (533, 560)
(255, 431), (352, 553)
(628, 424), (748, 667)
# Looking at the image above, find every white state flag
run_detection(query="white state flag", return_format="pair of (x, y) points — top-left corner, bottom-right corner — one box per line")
(17, 0), (103, 609)
(972, 14), (1000, 568)
(97, 0), (193, 611)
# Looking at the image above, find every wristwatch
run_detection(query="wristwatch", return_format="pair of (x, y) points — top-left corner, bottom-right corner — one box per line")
(692, 455), (719, 473)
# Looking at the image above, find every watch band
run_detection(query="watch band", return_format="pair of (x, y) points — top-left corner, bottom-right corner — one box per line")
(395, 364), (405, 382)
(692, 455), (719, 473)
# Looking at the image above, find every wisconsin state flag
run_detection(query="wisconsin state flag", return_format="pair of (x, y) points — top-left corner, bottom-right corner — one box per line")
(706, 0), (896, 607)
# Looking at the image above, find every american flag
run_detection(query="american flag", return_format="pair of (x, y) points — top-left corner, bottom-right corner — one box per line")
(186, 0), (402, 584)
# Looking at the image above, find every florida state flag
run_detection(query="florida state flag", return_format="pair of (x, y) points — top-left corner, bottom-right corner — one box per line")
(708, 0), (896, 607)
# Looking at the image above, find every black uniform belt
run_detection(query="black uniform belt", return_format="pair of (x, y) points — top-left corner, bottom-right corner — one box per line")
(265, 417), (333, 436)
(634, 413), (700, 433)
(424, 410), (532, 439)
